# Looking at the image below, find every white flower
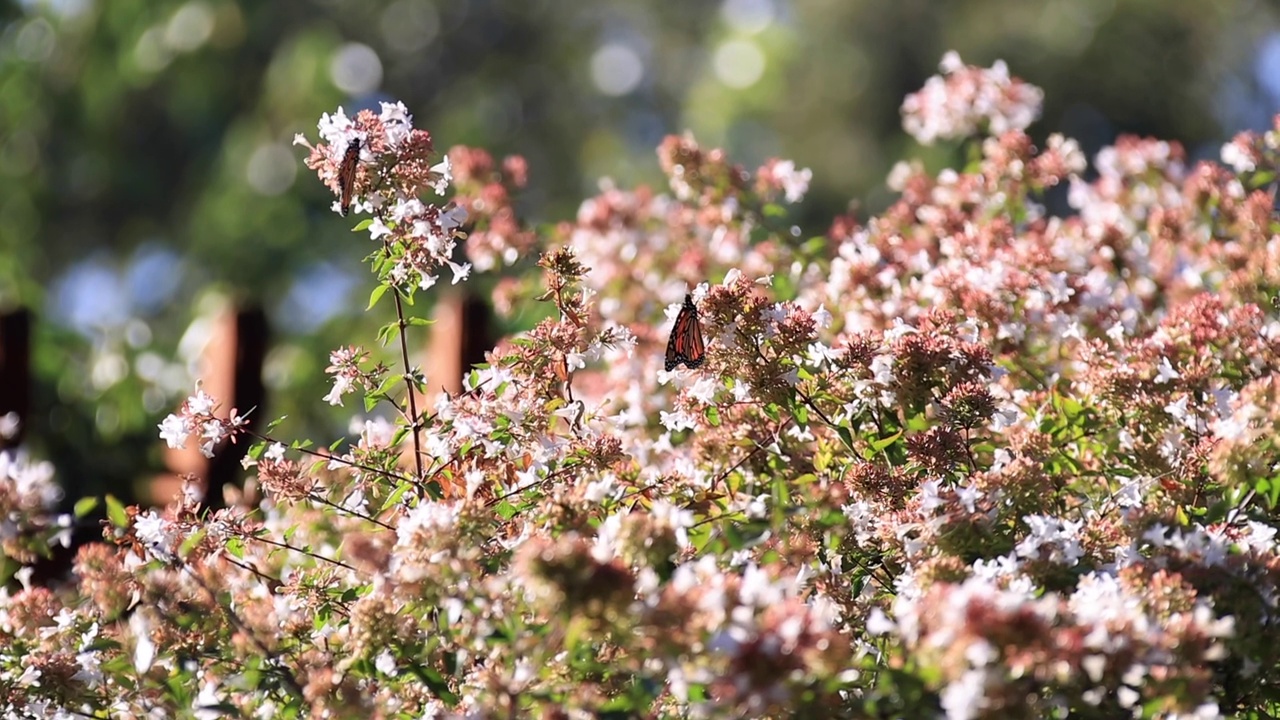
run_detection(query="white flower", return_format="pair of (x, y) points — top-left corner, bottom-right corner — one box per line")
(187, 389), (216, 416)
(134, 511), (176, 555)
(940, 669), (988, 720)
(812, 303), (832, 329)
(658, 409), (698, 433)
(264, 443), (286, 462)
(939, 50), (963, 73)
(158, 414), (190, 450)
(375, 649), (397, 675)
(1164, 396), (1197, 430)
(447, 259), (472, 284)
(770, 159), (812, 203)
(440, 203), (468, 229)
(0, 411), (20, 439)
(429, 156), (453, 195)
(132, 613), (156, 673)
(325, 375), (354, 407)
(193, 679), (223, 720)
(198, 421), (228, 458)
(1154, 356), (1179, 384)
(955, 483), (982, 513)
(865, 607), (896, 635)
(1221, 141), (1256, 173)
(1015, 514), (1083, 565)
(884, 318), (917, 341)
(368, 217), (393, 240)
(379, 101), (413, 149)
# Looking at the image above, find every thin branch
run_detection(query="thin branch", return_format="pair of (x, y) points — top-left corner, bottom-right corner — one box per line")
(485, 461), (584, 508)
(247, 430), (409, 484)
(1226, 487), (1257, 527)
(309, 493), (396, 531)
(174, 559), (308, 704)
(250, 534), (361, 573)
(386, 239), (426, 489)
(222, 554), (281, 587)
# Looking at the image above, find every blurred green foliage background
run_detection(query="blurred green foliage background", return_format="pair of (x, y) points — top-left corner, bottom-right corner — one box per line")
(1, 0), (1278, 504)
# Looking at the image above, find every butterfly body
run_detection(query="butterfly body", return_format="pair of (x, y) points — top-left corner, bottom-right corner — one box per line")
(337, 137), (361, 217)
(664, 293), (706, 371)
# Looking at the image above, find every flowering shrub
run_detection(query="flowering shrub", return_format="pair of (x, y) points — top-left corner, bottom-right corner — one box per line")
(5, 52), (1280, 719)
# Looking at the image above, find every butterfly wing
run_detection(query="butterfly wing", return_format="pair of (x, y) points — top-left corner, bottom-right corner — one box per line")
(664, 294), (707, 371)
(338, 137), (361, 217)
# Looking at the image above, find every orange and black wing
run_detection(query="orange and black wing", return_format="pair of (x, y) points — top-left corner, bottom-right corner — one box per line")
(337, 137), (361, 217)
(664, 293), (706, 371)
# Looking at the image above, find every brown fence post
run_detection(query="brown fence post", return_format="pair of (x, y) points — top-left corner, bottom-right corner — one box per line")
(424, 291), (492, 403)
(414, 292), (491, 494)
(0, 308), (31, 451)
(148, 305), (267, 507)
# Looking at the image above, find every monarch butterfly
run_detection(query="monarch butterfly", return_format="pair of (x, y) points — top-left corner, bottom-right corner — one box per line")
(664, 293), (706, 372)
(337, 137), (361, 217)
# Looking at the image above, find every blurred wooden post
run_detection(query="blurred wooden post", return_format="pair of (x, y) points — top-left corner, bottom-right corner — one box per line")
(424, 292), (492, 406)
(413, 292), (492, 492)
(147, 306), (267, 507)
(0, 309), (30, 451)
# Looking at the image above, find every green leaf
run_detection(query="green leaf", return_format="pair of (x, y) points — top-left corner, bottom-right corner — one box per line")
(794, 403), (809, 426)
(74, 496), (99, 519)
(391, 424), (411, 447)
(367, 284), (390, 311)
(793, 472), (817, 486)
(406, 316), (433, 327)
(105, 494), (128, 529)
(179, 528), (206, 558)
(352, 219), (373, 232)
(871, 430), (903, 453)
(226, 536), (245, 559)
(380, 482), (412, 513)
(704, 406), (721, 427)
(836, 425), (855, 451)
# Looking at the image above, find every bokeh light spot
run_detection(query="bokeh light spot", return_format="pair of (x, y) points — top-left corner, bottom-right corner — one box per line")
(165, 1), (215, 53)
(714, 39), (765, 88)
(52, 259), (129, 334)
(246, 142), (298, 196)
(380, 0), (440, 54)
(330, 43), (383, 95)
(127, 245), (182, 314)
(1256, 31), (1280, 105)
(14, 18), (56, 62)
(134, 27), (173, 74)
(591, 43), (644, 96)
(280, 262), (359, 331)
(721, 0), (775, 34)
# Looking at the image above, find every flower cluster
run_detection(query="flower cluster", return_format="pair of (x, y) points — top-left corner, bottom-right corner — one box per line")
(6, 53), (1280, 719)
(448, 145), (538, 273)
(295, 101), (469, 291)
(0, 451), (68, 565)
(901, 51), (1045, 145)
(157, 385), (248, 457)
